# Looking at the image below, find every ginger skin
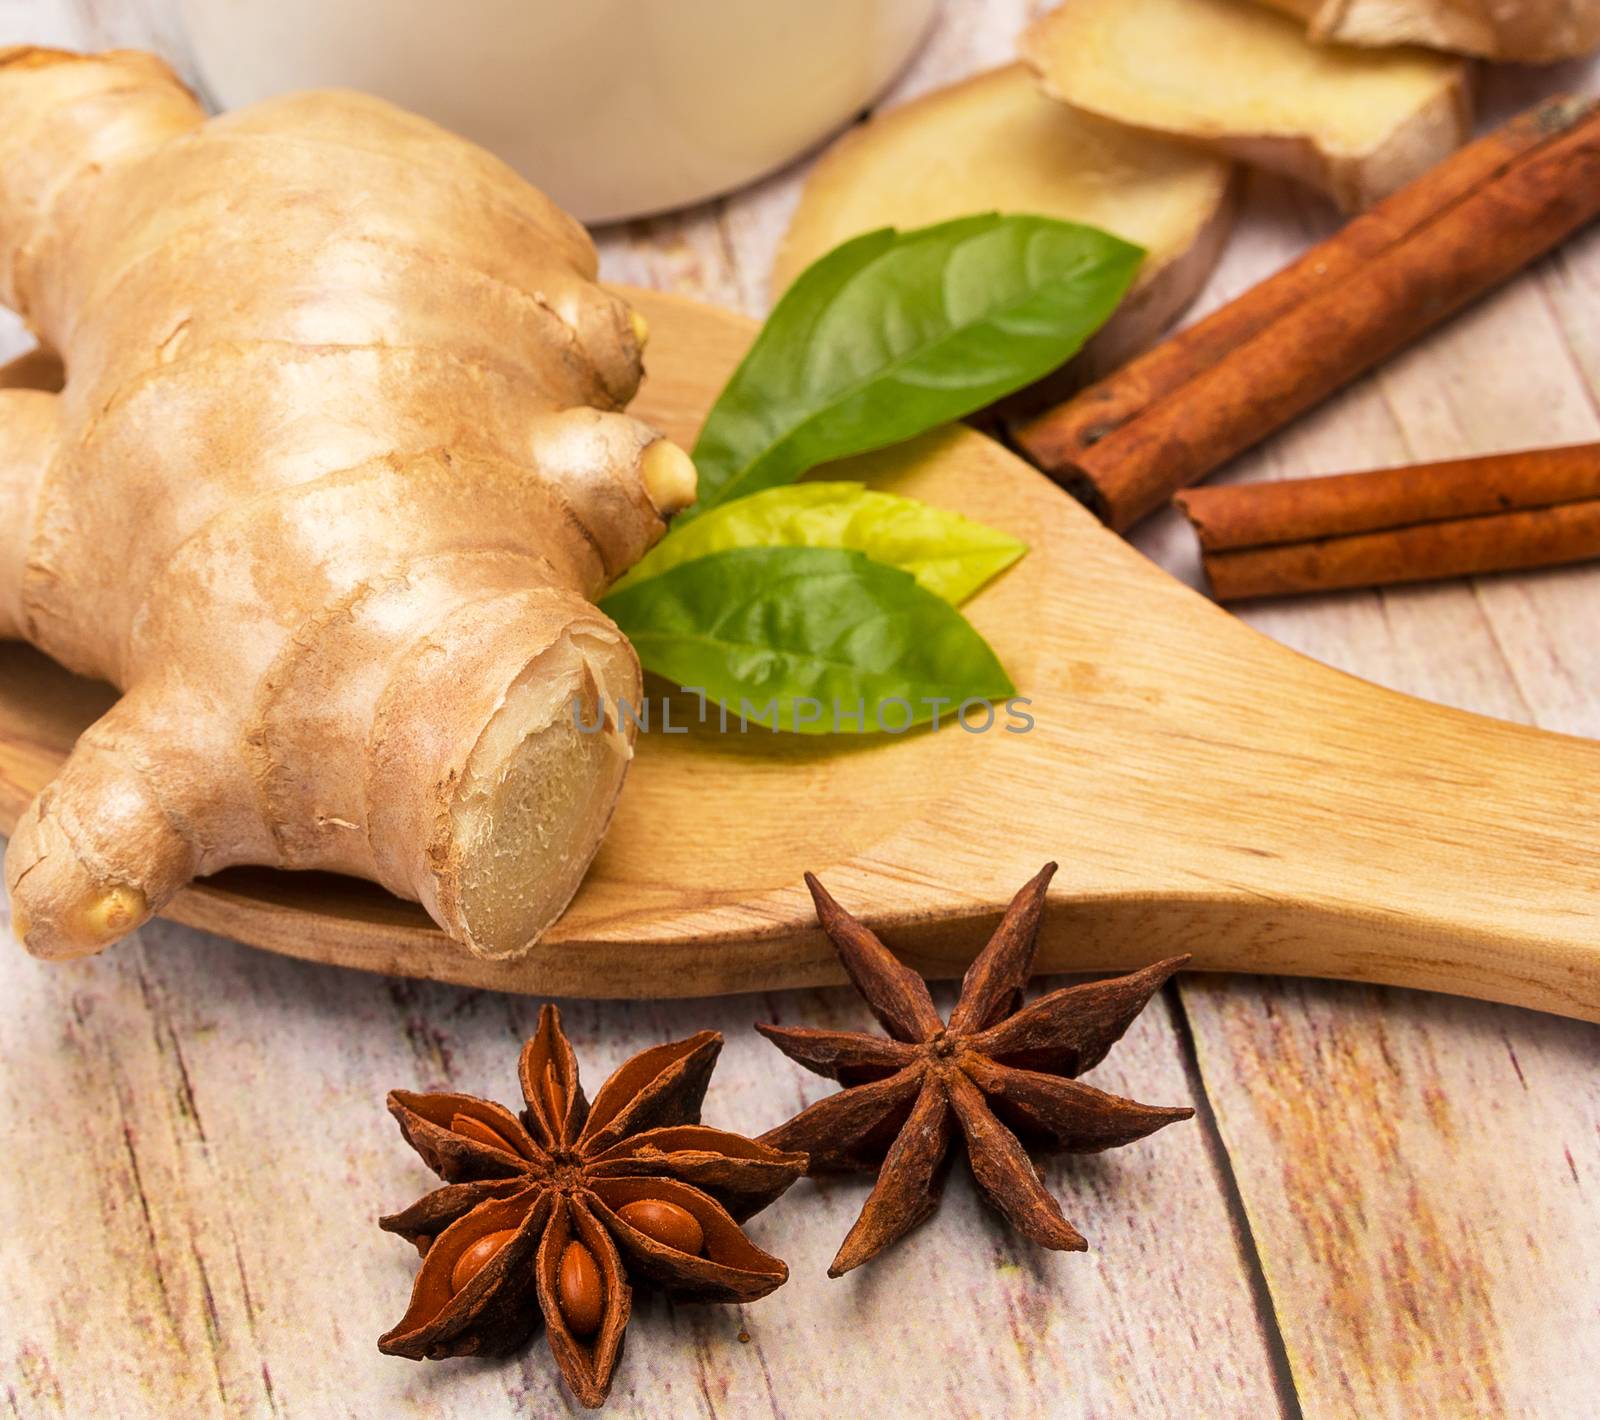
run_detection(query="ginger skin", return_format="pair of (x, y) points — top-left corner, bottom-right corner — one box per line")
(1255, 0), (1600, 63)
(0, 48), (695, 960)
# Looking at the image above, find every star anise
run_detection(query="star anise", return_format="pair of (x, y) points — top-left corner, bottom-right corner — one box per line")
(758, 864), (1193, 1276)
(378, 1005), (807, 1408)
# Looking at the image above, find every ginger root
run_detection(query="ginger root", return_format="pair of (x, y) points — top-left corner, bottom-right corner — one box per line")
(1022, 0), (1472, 213)
(1254, 0), (1600, 62)
(774, 65), (1236, 381)
(0, 48), (696, 960)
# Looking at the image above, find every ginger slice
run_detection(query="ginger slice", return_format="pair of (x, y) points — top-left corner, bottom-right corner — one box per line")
(1022, 0), (1472, 213)
(773, 64), (1236, 379)
(1254, 0), (1600, 63)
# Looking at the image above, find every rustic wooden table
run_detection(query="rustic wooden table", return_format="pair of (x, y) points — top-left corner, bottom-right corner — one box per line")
(2, 3), (1597, 1417)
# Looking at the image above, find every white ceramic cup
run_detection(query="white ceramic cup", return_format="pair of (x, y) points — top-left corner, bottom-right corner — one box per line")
(178, 0), (941, 223)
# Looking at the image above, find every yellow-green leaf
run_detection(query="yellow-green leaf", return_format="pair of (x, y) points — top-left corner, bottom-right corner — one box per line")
(608, 482), (1026, 604)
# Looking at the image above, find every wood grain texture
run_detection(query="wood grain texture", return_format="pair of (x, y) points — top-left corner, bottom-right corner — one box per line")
(7, 287), (1600, 1020)
(1, 2), (1597, 1417)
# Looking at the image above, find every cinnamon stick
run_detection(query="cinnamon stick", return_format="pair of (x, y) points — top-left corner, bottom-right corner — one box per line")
(1010, 96), (1600, 531)
(1176, 444), (1600, 600)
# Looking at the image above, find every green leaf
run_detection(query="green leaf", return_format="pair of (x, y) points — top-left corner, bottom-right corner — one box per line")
(601, 546), (1015, 735)
(686, 214), (1143, 516)
(607, 482), (1027, 604)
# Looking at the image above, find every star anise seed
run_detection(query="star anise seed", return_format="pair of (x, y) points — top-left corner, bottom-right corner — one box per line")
(758, 863), (1193, 1276)
(377, 1004), (808, 1408)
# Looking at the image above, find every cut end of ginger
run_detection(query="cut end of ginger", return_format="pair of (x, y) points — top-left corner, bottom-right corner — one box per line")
(773, 63), (1235, 372)
(1022, 0), (1472, 212)
(448, 635), (633, 958)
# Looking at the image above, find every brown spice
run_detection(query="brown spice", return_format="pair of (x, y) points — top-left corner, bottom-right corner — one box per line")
(1011, 95), (1600, 530)
(1177, 443), (1600, 599)
(758, 865), (1193, 1275)
(377, 1005), (807, 1409)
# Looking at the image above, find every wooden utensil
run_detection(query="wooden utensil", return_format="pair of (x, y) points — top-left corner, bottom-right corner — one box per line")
(3, 289), (1597, 1019)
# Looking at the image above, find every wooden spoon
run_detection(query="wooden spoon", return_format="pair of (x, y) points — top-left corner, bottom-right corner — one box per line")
(2, 290), (1597, 1019)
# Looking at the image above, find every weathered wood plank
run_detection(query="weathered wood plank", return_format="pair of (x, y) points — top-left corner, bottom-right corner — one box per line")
(1184, 976), (1600, 1419)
